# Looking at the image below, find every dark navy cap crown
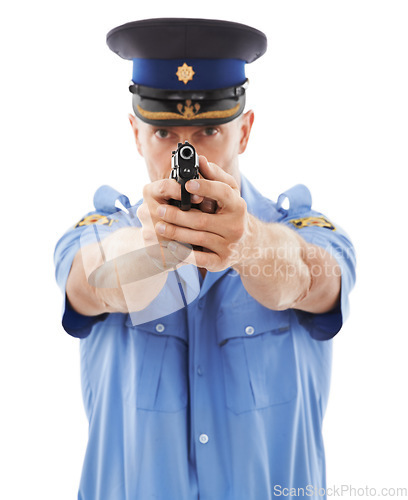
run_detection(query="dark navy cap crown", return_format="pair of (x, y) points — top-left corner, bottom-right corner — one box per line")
(106, 18), (267, 126)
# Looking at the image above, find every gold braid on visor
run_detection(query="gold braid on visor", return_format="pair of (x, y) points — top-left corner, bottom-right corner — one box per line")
(137, 100), (240, 121)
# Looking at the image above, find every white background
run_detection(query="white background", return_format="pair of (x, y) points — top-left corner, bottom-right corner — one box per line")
(1, 1), (407, 498)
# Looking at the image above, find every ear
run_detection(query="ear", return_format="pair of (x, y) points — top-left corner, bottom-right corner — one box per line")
(128, 114), (144, 157)
(238, 110), (255, 154)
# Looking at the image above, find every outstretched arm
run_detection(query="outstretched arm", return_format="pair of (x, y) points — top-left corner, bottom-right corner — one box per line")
(157, 157), (340, 313)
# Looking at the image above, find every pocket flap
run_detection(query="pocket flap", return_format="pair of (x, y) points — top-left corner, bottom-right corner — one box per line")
(126, 308), (188, 343)
(216, 300), (290, 345)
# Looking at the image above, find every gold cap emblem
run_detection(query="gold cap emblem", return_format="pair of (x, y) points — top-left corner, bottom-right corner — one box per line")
(176, 63), (195, 84)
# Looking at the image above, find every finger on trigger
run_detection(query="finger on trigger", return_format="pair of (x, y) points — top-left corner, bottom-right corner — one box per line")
(191, 194), (203, 204)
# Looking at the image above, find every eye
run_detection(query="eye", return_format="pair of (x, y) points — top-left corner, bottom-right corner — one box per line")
(203, 127), (218, 136)
(155, 129), (170, 139)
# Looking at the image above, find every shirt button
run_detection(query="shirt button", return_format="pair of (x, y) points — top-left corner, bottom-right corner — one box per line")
(199, 434), (209, 444)
(198, 299), (204, 309)
(155, 323), (165, 333)
(197, 365), (203, 376)
(245, 325), (255, 335)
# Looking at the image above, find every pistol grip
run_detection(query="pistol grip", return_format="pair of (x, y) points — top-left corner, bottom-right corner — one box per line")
(180, 181), (191, 211)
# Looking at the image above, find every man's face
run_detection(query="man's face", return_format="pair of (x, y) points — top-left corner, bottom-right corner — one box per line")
(129, 111), (254, 186)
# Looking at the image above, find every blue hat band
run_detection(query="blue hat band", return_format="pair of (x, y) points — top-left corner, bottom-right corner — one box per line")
(132, 58), (246, 90)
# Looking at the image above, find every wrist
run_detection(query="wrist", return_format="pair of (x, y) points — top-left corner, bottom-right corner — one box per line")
(231, 214), (260, 273)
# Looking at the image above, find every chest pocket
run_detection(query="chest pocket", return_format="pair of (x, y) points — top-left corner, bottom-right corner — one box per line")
(125, 309), (188, 413)
(217, 301), (297, 414)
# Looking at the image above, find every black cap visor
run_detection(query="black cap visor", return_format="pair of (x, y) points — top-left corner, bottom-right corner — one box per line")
(132, 92), (246, 126)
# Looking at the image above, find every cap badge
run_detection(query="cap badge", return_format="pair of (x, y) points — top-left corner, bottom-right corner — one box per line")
(177, 99), (200, 118)
(176, 63), (195, 84)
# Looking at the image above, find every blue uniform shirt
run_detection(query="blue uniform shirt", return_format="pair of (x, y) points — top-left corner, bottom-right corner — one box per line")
(54, 175), (356, 500)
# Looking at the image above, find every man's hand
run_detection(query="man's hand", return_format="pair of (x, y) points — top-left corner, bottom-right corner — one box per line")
(138, 157), (218, 248)
(154, 155), (340, 314)
(154, 156), (250, 272)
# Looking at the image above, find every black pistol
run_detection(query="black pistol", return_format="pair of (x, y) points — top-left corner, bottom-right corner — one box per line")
(169, 141), (200, 211)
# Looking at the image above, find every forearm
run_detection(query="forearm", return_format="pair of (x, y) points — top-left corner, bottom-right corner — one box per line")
(232, 215), (341, 313)
(66, 248), (122, 315)
(66, 227), (168, 316)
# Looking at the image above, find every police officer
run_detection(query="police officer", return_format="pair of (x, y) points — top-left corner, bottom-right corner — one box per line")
(54, 18), (356, 500)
